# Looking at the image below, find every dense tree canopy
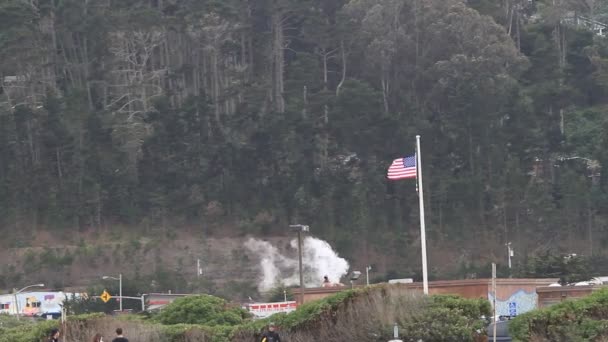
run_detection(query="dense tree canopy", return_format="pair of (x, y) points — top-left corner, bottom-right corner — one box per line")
(1, 0), (608, 279)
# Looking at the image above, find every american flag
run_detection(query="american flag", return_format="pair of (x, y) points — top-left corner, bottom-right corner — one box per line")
(387, 155), (417, 180)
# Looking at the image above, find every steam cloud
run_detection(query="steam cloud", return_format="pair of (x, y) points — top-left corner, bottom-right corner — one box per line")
(244, 237), (350, 292)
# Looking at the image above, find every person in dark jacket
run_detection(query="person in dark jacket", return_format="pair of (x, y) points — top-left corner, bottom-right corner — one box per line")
(112, 328), (129, 342)
(47, 328), (60, 342)
(260, 322), (281, 342)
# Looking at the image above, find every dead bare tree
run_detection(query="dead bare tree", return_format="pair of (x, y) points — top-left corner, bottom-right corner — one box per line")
(107, 30), (166, 176)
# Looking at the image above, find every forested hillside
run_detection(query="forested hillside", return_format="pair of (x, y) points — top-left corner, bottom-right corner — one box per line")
(1, 0), (608, 287)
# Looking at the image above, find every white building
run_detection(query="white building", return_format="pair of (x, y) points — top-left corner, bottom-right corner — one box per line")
(0, 291), (78, 317)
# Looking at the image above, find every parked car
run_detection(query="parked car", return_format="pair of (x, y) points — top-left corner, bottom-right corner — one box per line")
(34, 312), (61, 320)
(487, 320), (512, 342)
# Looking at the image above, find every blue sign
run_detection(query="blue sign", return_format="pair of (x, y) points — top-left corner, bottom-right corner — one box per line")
(508, 302), (517, 316)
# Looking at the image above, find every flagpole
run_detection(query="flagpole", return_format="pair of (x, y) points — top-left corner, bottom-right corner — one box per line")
(416, 135), (429, 295)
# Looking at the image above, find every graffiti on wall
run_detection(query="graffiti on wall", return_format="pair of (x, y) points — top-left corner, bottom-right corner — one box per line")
(488, 289), (537, 317)
(0, 292), (79, 316)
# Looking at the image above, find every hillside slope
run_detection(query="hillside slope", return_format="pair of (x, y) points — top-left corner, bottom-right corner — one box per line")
(1, 0), (608, 295)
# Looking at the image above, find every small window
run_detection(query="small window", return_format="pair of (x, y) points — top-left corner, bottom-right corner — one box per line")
(26, 301), (41, 308)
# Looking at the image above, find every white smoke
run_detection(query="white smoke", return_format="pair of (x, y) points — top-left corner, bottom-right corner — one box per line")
(243, 238), (298, 292)
(244, 236), (350, 292)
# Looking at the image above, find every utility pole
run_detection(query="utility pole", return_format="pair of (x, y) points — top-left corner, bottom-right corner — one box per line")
(297, 229), (304, 304)
(289, 224), (309, 306)
(119, 273), (123, 312)
(492, 263), (497, 342)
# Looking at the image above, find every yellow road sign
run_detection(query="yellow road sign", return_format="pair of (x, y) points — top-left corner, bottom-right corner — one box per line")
(100, 290), (112, 303)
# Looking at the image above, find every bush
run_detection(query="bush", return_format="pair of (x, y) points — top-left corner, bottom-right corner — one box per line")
(0, 286), (492, 342)
(510, 288), (608, 341)
(233, 285), (491, 342)
(0, 319), (58, 342)
(154, 295), (250, 326)
(404, 295), (490, 341)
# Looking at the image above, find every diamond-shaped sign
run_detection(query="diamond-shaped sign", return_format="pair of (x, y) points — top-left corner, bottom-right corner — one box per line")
(100, 290), (112, 303)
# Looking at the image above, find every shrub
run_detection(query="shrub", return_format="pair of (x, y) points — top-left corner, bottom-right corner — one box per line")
(0, 319), (58, 342)
(154, 295), (250, 326)
(233, 285), (491, 342)
(510, 288), (608, 341)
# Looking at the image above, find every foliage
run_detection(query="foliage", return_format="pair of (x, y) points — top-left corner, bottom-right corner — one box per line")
(0, 287), (492, 342)
(0, 319), (58, 342)
(402, 295), (491, 341)
(0, 314), (28, 329)
(429, 295), (492, 323)
(154, 295), (250, 326)
(265, 285), (295, 302)
(233, 285), (491, 342)
(514, 250), (593, 285)
(510, 288), (608, 341)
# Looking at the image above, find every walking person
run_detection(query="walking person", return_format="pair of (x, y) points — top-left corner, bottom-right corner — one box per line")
(47, 328), (60, 342)
(112, 328), (129, 342)
(260, 322), (281, 342)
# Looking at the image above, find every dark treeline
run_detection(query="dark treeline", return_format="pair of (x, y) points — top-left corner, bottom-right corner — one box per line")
(1, 0), (608, 274)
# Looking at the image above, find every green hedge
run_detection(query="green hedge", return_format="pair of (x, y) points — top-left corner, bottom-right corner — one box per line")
(510, 288), (608, 341)
(154, 294), (249, 326)
(233, 286), (491, 341)
(0, 319), (58, 342)
(0, 287), (492, 342)
(404, 295), (491, 341)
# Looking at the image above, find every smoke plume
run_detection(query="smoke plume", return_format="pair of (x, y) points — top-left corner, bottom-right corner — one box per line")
(244, 237), (350, 292)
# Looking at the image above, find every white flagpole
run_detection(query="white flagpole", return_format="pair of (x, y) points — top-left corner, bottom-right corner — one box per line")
(416, 135), (429, 295)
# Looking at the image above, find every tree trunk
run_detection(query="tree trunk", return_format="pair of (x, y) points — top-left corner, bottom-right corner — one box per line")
(302, 85), (307, 119)
(323, 50), (328, 89)
(588, 196), (593, 255)
(271, 12), (285, 113)
(381, 74), (389, 114)
(56, 148), (63, 189)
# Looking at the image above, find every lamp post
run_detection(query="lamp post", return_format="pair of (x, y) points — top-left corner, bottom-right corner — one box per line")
(289, 224), (309, 305)
(506, 242), (513, 269)
(350, 271), (361, 289)
(102, 274), (123, 311)
(13, 283), (44, 320)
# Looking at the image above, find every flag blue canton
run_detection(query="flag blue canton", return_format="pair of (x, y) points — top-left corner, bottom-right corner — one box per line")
(403, 155), (416, 168)
(387, 154), (417, 180)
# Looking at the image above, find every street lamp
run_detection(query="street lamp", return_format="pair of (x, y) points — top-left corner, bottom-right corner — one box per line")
(350, 271), (361, 289)
(13, 283), (44, 320)
(289, 224), (309, 305)
(102, 274), (123, 311)
(506, 242), (513, 269)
